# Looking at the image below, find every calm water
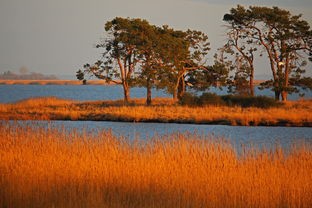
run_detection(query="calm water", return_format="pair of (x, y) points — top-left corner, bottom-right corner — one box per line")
(1, 85), (311, 151)
(13, 120), (312, 152)
(0, 84), (311, 103)
(0, 85), (169, 103)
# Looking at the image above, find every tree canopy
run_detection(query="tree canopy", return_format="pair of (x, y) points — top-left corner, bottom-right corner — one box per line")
(77, 17), (211, 104)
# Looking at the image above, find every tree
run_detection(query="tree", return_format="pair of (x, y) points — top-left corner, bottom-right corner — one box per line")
(77, 17), (150, 103)
(154, 26), (190, 100)
(77, 17), (211, 103)
(123, 20), (160, 105)
(186, 48), (230, 93)
(155, 28), (210, 100)
(224, 5), (312, 101)
(221, 22), (257, 95)
(210, 47), (250, 95)
(178, 30), (210, 99)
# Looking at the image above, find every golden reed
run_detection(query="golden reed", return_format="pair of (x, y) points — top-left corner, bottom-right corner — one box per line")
(0, 122), (311, 207)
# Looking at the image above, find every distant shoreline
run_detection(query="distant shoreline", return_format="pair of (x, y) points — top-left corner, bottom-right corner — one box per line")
(0, 79), (264, 86)
(0, 79), (114, 85)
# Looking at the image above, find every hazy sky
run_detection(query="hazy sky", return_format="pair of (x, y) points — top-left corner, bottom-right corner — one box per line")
(0, 0), (311, 79)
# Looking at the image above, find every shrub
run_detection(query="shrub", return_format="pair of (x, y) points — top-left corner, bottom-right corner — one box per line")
(179, 92), (199, 106)
(198, 93), (225, 106)
(221, 95), (280, 108)
(180, 93), (280, 108)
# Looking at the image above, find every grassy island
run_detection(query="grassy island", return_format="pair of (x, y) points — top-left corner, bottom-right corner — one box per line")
(0, 97), (311, 126)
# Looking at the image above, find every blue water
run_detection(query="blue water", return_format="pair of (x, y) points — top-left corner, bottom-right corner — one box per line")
(0, 85), (169, 103)
(0, 84), (311, 103)
(1, 84), (311, 152)
(12, 120), (312, 153)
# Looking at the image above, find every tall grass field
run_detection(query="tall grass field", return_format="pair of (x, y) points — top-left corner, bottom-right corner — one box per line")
(0, 122), (311, 207)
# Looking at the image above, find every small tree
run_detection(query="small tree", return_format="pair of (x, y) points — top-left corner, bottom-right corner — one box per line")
(156, 27), (190, 100)
(124, 20), (160, 105)
(77, 17), (151, 103)
(155, 28), (210, 100)
(221, 49), (253, 95)
(221, 22), (257, 96)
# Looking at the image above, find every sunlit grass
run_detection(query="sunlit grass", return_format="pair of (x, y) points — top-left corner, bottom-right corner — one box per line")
(0, 97), (311, 126)
(0, 122), (311, 207)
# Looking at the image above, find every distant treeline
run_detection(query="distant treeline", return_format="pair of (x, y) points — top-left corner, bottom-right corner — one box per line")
(0, 70), (57, 80)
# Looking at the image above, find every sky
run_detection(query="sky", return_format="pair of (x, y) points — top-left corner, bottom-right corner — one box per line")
(0, 0), (311, 79)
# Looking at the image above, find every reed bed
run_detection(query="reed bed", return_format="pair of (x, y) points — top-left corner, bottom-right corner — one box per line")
(0, 122), (311, 208)
(0, 97), (311, 126)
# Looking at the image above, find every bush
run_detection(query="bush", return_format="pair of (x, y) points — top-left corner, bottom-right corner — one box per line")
(198, 93), (225, 106)
(221, 95), (280, 108)
(179, 92), (280, 108)
(179, 92), (199, 106)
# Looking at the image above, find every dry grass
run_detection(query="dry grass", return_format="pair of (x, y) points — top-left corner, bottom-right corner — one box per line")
(0, 122), (311, 208)
(0, 97), (312, 126)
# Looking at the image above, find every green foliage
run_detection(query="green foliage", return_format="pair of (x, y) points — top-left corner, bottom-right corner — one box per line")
(155, 27), (211, 99)
(78, 17), (160, 102)
(224, 5), (312, 101)
(76, 69), (84, 81)
(78, 17), (213, 102)
(290, 77), (312, 90)
(76, 11), (311, 102)
(187, 62), (229, 91)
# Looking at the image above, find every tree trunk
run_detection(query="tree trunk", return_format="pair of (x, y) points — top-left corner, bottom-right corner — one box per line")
(274, 90), (280, 101)
(173, 72), (185, 101)
(173, 90), (178, 101)
(281, 91), (287, 102)
(173, 78), (180, 101)
(273, 63), (283, 101)
(281, 55), (290, 102)
(122, 81), (130, 104)
(177, 76), (186, 100)
(146, 77), (152, 106)
(249, 68), (255, 96)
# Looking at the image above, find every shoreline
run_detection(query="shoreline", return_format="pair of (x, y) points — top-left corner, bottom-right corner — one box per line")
(3, 117), (311, 127)
(0, 79), (264, 86)
(0, 79), (114, 85)
(2, 117), (312, 128)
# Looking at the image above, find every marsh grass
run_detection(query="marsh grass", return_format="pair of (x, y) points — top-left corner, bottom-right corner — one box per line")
(0, 122), (311, 207)
(0, 97), (311, 126)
